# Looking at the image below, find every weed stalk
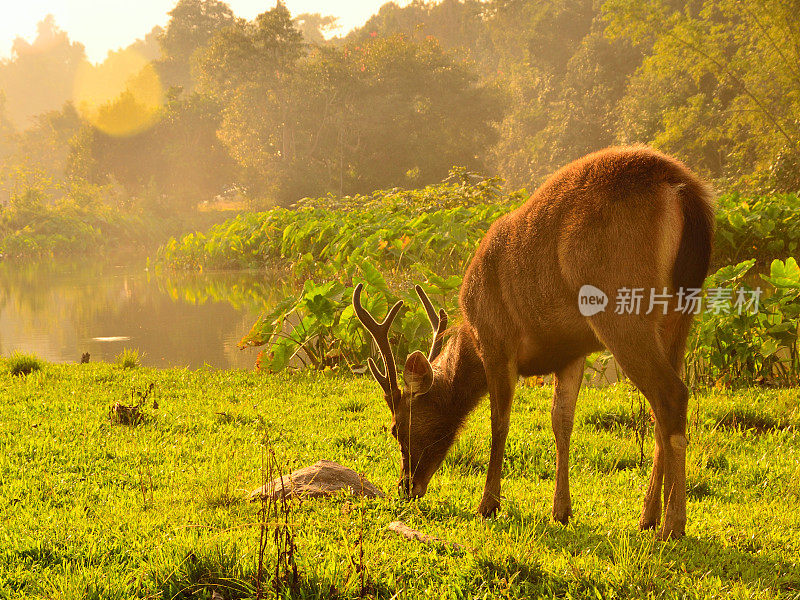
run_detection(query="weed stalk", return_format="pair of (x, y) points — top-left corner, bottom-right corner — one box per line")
(255, 434), (298, 599)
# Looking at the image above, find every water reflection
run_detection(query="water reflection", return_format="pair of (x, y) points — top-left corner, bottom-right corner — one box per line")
(0, 262), (287, 369)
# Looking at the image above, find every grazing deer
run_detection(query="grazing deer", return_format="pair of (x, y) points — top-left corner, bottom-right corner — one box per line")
(353, 146), (714, 539)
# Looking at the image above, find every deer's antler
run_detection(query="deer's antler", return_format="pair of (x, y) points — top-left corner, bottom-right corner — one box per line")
(352, 283), (404, 396)
(415, 285), (448, 362)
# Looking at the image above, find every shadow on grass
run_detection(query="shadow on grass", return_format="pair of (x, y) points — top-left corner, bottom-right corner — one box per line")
(583, 408), (638, 431)
(411, 498), (475, 522)
(443, 438), (487, 476)
(589, 454), (639, 473)
(409, 488), (798, 597)
(152, 558), (395, 600)
(146, 535), (400, 600)
(213, 411), (264, 427)
(712, 406), (791, 434)
(14, 545), (65, 567)
(471, 555), (571, 597)
(473, 504), (800, 597)
(686, 474), (715, 500)
(204, 490), (244, 509)
(338, 398), (366, 413)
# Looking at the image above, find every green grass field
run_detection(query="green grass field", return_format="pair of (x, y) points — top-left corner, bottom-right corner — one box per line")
(1, 360), (799, 599)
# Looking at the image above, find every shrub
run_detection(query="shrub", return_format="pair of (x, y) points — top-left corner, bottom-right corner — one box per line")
(115, 348), (141, 369)
(7, 352), (44, 376)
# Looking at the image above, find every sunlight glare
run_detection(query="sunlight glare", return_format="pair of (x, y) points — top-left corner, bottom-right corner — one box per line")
(72, 48), (164, 137)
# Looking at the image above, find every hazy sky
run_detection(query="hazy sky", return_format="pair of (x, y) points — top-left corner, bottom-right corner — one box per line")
(1, 1), (410, 63)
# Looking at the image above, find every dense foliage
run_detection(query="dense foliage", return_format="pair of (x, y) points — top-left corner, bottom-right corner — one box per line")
(714, 192), (800, 266)
(157, 171), (525, 273)
(158, 175), (800, 385)
(69, 93), (237, 210)
(159, 175), (800, 274)
(348, 0), (800, 191)
(1, 2), (503, 210)
(604, 0), (800, 190)
(688, 258), (800, 386)
(0, 188), (154, 261)
(0, 182), (232, 261)
(197, 8), (502, 203)
(234, 257), (799, 386)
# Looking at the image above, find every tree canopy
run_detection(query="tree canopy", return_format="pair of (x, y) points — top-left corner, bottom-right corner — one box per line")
(196, 3), (501, 204)
(1, 0), (799, 212)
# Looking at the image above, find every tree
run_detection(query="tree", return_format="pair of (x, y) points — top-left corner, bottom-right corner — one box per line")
(198, 3), (307, 201)
(484, 0), (598, 186)
(68, 93), (236, 211)
(0, 93), (14, 160)
(319, 35), (502, 195)
(0, 16), (86, 129)
(127, 26), (164, 62)
(157, 0), (236, 92)
(487, 0), (595, 75)
(293, 13), (338, 45)
(349, 0), (492, 70)
(606, 0), (800, 189)
(156, 93), (237, 206)
(15, 103), (83, 181)
(539, 25), (642, 170)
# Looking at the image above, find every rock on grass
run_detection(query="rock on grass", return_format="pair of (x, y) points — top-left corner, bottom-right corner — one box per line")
(249, 459), (384, 501)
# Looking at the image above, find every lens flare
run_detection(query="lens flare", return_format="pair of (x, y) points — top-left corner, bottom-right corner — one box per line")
(73, 49), (163, 137)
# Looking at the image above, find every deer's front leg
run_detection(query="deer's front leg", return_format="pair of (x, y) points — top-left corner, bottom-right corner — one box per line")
(477, 359), (517, 517)
(551, 357), (584, 523)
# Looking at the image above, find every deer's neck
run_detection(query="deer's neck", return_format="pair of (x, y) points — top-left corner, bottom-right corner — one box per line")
(435, 324), (488, 419)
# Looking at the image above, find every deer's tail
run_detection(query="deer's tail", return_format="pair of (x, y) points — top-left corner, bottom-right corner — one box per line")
(672, 178), (715, 293)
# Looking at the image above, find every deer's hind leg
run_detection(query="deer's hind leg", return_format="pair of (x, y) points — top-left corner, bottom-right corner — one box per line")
(639, 420), (665, 530)
(588, 314), (689, 540)
(551, 356), (584, 523)
(639, 310), (694, 530)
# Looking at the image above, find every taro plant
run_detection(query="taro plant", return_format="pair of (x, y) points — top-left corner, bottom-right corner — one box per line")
(243, 256), (800, 386)
(160, 189), (800, 276)
(240, 260), (462, 373)
(687, 258), (800, 387)
(158, 171), (524, 276)
(714, 193), (800, 267)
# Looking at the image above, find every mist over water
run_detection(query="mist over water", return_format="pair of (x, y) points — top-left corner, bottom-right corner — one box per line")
(0, 262), (267, 369)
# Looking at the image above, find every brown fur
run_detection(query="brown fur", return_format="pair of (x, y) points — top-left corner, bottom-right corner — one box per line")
(356, 146), (715, 540)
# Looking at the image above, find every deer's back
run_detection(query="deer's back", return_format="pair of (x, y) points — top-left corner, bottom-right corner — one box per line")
(459, 146), (711, 375)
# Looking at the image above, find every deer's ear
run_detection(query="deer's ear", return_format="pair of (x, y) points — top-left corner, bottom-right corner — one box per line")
(404, 350), (433, 395)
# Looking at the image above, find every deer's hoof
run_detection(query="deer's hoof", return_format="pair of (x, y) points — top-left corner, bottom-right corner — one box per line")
(639, 496), (662, 531)
(477, 497), (500, 517)
(639, 516), (659, 531)
(552, 506), (572, 525)
(656, 522), (686, 541)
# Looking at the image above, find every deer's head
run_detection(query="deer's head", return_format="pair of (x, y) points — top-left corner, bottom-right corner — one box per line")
(353, 283), (452, 498)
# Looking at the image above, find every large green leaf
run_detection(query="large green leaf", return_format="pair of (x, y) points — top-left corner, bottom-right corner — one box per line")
(359, 261), (388, 292)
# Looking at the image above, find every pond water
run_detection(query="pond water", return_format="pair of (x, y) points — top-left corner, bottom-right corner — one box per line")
(0, 262), (285, 369)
